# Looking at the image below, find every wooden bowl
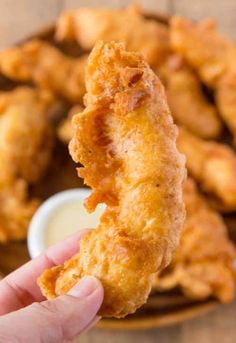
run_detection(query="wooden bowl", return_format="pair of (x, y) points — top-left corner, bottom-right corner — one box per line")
(0, 10), (233, 331)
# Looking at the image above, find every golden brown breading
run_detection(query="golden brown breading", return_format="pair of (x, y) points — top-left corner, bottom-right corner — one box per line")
(215, 68), (236, 144)
(0, 87), (54, 184)
(170, 17), (236, 142)
(57, 105), (84, 144)
(0, 179), (40, 242)
(0, 40), (87, 103)
(178, 127), (236, 211)
(38, 41), (186, 318)
(170, 17), (235, 87)
(55, 5), (170, 67)
(153, 178), (236, 303)
(157, 54), (222, 139)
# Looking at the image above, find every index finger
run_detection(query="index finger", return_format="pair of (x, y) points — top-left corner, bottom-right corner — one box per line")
(0, 229), (89, 315)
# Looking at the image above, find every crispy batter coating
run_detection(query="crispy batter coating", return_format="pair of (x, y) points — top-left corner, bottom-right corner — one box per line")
(55, 5), (170, 67)
(0, 87), (54, 184)
(178, 127), (236, 211)
(157, 55), (222, 139)
(170, 17), (236, 142)
(153, 178), (236, 303)
(57, 105), (84, 144)
(0, 40), (87, 103)
(0, 179), (40, 242)
(38, 41), (186, 318)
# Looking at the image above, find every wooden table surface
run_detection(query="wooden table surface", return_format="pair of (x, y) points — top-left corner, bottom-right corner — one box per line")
(1, 0), (236, 342)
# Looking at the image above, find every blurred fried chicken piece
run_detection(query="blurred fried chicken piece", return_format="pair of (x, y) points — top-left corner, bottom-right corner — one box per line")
(57, 105), (83, 144)
(153, 178), (236, 303)
(170, 17), (236, 142)
(178, 127), (236, 211)
(216, 69), (236, 144)
(0, 179), (40, 242)
(39, 41), (186, 318)
(0, 87), (53, 241)
(157, 54), (222, 139)
(0, 87), (54, 184)
(0, 40), (87, 103)
(55, 5), (170, 67)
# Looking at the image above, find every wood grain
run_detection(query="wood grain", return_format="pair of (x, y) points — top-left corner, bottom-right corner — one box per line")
(62, 0), (171, 12)
(0, 0), (63, 49)
(0, 1), (236, 342)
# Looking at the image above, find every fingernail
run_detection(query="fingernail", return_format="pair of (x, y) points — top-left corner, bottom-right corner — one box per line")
(68, 276), (99, 298)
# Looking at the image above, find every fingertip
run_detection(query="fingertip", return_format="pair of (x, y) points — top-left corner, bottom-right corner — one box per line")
(23, 277), (104, 342)
(68, 275), (104, 305)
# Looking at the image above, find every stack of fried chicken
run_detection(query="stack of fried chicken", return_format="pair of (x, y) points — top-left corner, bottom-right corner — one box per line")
(0, 4), (236, 306)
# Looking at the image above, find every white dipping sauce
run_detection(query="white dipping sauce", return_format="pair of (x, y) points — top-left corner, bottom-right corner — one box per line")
(45, 201), (105, 247)
(27, 189), (106, 258)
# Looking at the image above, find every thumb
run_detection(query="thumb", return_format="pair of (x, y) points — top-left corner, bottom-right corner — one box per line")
(0, 276), (104, 343)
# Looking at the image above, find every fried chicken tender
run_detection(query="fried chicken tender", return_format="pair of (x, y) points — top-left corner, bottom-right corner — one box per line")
(178, 127), (236, 211)
(0, 87), (53, 184)
(38, 41), (186, 318)
(55, 5), (170, 67)
(57, 105), (83, 144)
(0, 40), (87, 103)
(153, 178), (236, 303)
(157, 54), (222, 139)
(0, 179), (40, 242)
(170, 17), (236, 142)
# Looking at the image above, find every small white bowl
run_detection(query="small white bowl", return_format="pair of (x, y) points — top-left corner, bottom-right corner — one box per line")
(27, 188), (104, 259)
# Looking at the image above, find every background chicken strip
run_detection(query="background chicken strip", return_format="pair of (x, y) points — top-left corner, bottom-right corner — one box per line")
(153, 178), (236, 303)
(216, 68), (236, 144)
(39, 41), (186, 318)
(178, 127), (236, 211)
(157, 54), (222, 139)
(0, 179), (39, 242)
(0, 87), (53, 241)
(0, 87), (53, 183)
(0, 40), (87, 103)
(170, 17), (236, 143)
(55, 5), (170, 67)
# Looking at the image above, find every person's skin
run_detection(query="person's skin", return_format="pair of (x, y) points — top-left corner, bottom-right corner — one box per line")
(0, 229), (104, 343)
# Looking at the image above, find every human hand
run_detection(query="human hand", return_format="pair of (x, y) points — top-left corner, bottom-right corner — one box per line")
(0, 230), (104, 343)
